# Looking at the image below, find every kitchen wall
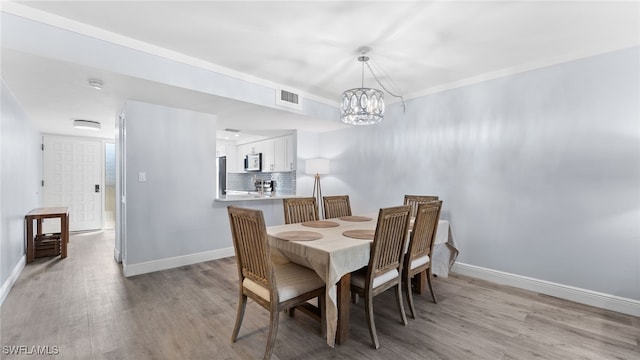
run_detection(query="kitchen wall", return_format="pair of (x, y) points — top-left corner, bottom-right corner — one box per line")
(0, 80), (42, 304)
(319, 47), (640, 302)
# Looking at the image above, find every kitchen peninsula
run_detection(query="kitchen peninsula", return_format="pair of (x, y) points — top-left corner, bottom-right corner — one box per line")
(214, 191), (302, 226)
(214, 191), (301, 202)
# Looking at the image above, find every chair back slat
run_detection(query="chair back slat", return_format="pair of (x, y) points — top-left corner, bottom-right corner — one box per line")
(228, 206), (273, 289)
(283, 197), (319, 224)
(407, 201), (442, 263)
(369, 205), (411, 279)
(404, 195), (439, 218)
(323, 195), (352, 219)
(228, 205), (327, 359)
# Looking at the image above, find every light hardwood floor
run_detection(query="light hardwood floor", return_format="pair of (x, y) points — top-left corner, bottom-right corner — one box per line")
(2, 230), (638, 359)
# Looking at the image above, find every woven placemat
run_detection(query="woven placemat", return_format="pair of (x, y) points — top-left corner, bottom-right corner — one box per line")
(339, 215), (373, 222)
(342, 229), (375, 240)
(301, 220), (340, 228)
(275, 231), (323, 241)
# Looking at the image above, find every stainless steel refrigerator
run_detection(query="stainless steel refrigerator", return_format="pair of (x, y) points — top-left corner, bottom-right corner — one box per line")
(216, 156), (226, 196)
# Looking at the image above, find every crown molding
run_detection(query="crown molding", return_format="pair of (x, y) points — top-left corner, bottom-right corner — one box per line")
(0, 2), (335, 107)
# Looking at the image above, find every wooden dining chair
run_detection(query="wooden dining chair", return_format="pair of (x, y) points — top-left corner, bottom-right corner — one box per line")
(282, 197), (319, 224)
(403, 194), (439, 218)
(322, 195), (352, 219)
(350, 205), (412, 349)
(227, 206), (326, 360)
(403, 200), (442, 319)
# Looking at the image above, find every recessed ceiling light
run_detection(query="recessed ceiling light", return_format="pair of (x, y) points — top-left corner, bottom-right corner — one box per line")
(88, 79), (104, 90)
(73, 119), (101, 130)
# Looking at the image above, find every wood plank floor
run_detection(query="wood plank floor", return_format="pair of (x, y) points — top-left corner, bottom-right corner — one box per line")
(2, 230), (638, 359)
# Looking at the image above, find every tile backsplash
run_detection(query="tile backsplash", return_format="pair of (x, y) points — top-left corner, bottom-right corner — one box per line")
(227, 171), (296, 195)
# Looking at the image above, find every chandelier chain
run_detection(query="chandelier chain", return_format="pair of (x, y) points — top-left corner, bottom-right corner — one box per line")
(364, 61), (406, 112)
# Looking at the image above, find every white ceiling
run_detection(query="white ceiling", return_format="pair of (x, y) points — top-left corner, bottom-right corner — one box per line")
(2, 1), (638, 140)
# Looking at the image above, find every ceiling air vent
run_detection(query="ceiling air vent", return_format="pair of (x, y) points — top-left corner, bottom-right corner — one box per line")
(275, 88), (303, 110)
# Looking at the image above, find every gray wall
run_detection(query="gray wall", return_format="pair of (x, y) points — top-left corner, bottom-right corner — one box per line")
(123, 101), (219, 264)
(122, 101), (293, 268)
(318, 47), (640, 300)
(1, 80), (41, 289)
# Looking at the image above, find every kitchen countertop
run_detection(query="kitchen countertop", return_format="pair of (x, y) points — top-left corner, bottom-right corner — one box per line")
(215, 191), (302, 202)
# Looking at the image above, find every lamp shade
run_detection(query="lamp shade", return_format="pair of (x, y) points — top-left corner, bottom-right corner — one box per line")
(305, 158), (330, 175)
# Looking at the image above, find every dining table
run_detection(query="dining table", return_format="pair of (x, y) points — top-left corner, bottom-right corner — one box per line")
(266, 213), (458, 347)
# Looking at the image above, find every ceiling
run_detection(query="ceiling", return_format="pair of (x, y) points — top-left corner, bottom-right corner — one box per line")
(2, 1), (638, 140)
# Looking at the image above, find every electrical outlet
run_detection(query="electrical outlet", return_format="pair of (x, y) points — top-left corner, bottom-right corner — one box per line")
(138, 172), (146, 182)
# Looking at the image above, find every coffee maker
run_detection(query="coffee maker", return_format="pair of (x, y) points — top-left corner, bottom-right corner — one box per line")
(254, 179), (275, 194)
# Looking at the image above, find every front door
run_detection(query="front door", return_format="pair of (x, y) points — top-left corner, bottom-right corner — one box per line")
(43, 135), (103, 232)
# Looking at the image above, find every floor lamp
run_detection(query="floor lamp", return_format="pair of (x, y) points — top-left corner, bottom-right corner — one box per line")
(305, 158), (330, 219)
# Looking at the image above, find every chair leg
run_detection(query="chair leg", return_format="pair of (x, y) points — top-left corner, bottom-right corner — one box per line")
(364, 293), (380, 349)
(231, 293), (247, 342)
(427, 267), (437, 304)
(395, 283), (408, 326)
(264, 305), (280, 360)
(405, 273), (416, 319)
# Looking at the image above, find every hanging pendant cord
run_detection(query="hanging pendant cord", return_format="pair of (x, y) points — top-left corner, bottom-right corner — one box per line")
(364, 61), (406, 112)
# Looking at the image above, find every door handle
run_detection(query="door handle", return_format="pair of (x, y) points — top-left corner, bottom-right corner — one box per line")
(95, 184), (100, 193)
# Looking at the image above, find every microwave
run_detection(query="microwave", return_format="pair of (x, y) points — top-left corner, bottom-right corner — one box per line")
(244, 153), (262, 172)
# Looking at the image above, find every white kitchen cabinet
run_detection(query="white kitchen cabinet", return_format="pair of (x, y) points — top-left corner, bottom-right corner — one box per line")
(236, 143), (249, 172)
(273, 137), (286, 171)
(217, 142), (238, 172)
(247, 143), (259, 154)
(226, 145), (237, 173)
(285, 134), (296, 171)
(234, 133), (296, 173)
(263, 136), (294, 172)
(260, 138), (276, 172)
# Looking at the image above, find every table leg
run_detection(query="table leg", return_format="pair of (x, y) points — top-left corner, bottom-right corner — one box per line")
(26, 217), (34, 263)
(61, 213), (68, 259)
(65, 213), (70, 243)
(36, 218), (42, 236)
(335, 273), (351, 344)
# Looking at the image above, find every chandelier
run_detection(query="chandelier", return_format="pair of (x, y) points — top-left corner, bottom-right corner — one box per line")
(340, 47), (405, 125)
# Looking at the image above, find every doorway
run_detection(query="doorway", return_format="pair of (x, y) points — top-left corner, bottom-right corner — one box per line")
(42, 135), (103, 232)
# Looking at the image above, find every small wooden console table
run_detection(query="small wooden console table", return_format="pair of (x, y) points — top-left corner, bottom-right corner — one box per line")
(25, 207), (69, 263)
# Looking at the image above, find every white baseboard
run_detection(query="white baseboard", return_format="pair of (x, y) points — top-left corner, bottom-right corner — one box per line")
(123, 247), (235, 277)
(0, 255), (26, 307)
(451, 262), (640, 317)
(113, 247), (122, 263)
